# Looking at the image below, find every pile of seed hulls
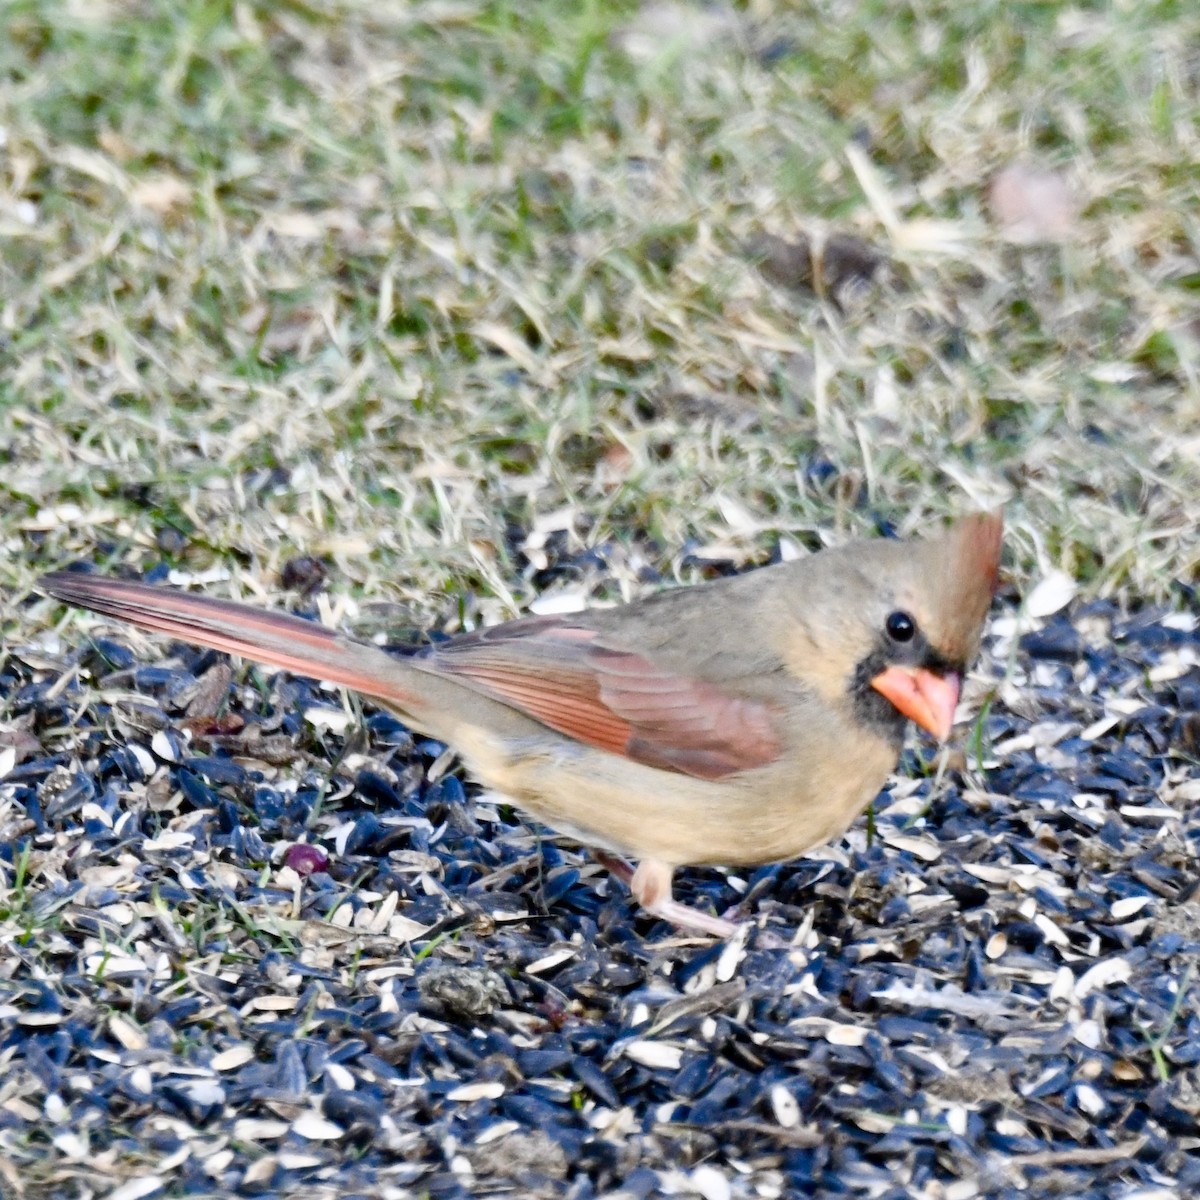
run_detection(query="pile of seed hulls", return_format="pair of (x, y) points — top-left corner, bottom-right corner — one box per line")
(1, 581), (1197, 1200)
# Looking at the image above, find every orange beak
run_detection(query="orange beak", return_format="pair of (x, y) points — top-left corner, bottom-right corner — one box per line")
(870, 667), (960, 742)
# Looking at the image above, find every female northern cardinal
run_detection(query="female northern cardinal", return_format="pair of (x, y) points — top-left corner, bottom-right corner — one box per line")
(40, 512), (1001, 936)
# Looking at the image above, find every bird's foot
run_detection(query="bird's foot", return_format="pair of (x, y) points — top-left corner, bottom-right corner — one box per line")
(592, 852), (741, 939)
(642, 895), (742, 939)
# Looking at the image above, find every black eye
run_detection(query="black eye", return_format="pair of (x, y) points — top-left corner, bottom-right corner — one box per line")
(885, 610), (916, 643)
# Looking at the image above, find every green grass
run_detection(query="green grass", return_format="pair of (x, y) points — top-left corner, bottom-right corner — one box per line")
(2, 0), (1196, 625)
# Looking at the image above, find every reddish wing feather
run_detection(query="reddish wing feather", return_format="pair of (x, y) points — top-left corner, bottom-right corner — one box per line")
(425, 619), (781, 780)
(436, 658), (633, 756)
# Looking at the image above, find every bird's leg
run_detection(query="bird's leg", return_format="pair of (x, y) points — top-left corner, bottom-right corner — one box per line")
(592, 851), (739, 938)
(592, 850), (635, 887)
(632, 859), (742, 938)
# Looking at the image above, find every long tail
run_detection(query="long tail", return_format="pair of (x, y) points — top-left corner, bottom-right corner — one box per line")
(39, 571), (421, 711)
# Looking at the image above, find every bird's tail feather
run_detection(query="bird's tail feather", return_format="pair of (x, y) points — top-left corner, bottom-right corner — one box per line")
(39, 571), (419, 709)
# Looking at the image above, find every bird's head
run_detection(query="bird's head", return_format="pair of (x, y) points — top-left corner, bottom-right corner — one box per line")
(785, 511), (1003, 744)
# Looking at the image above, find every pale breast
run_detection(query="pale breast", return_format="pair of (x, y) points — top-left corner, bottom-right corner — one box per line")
(454, 715), (900, 870)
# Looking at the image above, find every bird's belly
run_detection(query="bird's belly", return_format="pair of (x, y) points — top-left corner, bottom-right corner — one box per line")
(714, 729), (901, 866)
(453, 723), (898, 869)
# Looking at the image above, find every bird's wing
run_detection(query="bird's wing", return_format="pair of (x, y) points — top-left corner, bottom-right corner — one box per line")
(416, 616), (782, 780)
